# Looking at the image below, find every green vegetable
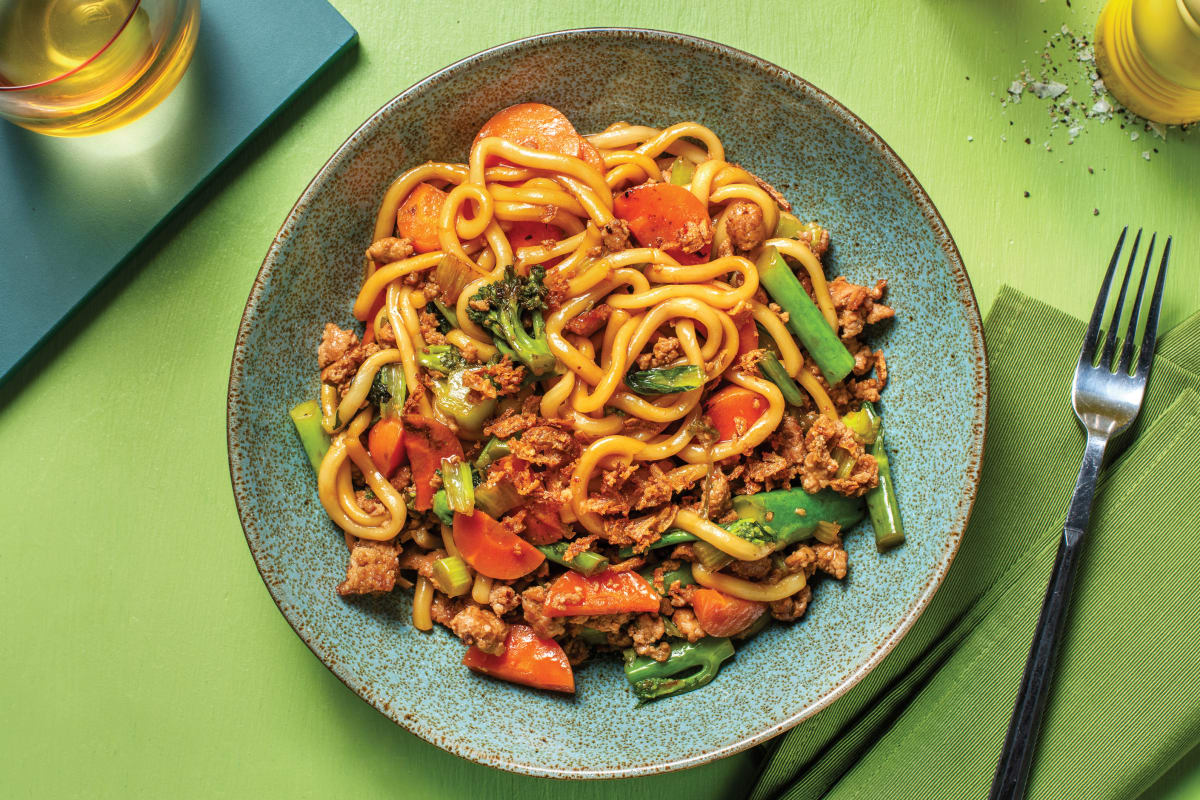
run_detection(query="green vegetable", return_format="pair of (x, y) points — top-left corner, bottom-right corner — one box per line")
(753, 324), (805, 406)
(863, 402), (905, 551)
(432, 298), (459, 329)
(668, 156), (695, 186)
(466, 264), (556, 376)
(576, 627), (609, 646)
(535, 542), (609, 576)
(732, 487), (865, 546)
(368, 364), (406, 418)
(289, 400), (331, 474)
(757, 351), (805, 407)
(623, 637), (735, 702)
(625, 364), (704, 396)
(638, 563), (697, 596)
(693, 540), (734, 571)
(474, 437), (511, 471)
(474, 482), (521, 519)
(755, 246), (854, 384)
(440, 458), (474, 514)
(431, 490), (454, 526)
(724, 517), (776, 546)
(617, 529), (698, 559)
(417, 344), (467, 375)
(431, 556), (472, 596)
(773, 211), (803, 239)
(418, 345), (497, 433)
(841, 406), (880, 444)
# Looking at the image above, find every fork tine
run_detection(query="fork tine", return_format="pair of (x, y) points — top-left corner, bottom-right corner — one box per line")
(1118, 233), (1155, 375)
(1080, 227), (1128, 367)
(1135, 235), (1171, 379)
(1100, 229), (1142, 369)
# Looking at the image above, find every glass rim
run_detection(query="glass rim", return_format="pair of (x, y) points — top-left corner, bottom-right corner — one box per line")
(0, 0), (144, 92)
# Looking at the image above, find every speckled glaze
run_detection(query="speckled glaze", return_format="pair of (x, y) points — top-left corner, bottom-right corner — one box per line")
(227, 29), (987, 779)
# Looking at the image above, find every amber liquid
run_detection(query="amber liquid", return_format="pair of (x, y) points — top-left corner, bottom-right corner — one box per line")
(0, 0), (199, 136)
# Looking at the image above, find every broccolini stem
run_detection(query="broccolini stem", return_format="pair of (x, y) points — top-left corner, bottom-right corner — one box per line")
(289, 400), (331, 474)
(616, 529), (698, 559)
(862, 402), (905, 551)
(535, 542), (609, 576)
(755, 246), (854, 384)
(757, 351), (806, 407)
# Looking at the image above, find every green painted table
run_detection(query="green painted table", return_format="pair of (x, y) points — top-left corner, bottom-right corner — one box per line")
(2, 1), (1197, 797)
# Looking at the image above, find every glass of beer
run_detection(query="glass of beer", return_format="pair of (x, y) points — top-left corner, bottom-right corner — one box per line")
(0, 0), (200, 136)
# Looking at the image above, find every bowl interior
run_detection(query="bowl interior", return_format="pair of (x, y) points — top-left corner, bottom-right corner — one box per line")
(228, 29), (986, 778)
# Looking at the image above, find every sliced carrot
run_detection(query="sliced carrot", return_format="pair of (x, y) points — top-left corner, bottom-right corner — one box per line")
(543, 569), (661, 617)
(521, 500), (569, 545)
(613, 182), (712, 263)
(462, 624), (575, 693)
(578, 139), (605, 173)
(474, 103), (604, 172)
(705, 385), (769, 444)
(368, 417), (406, 478)
(691, 587), (767, 637)
(505, 221), (564, 249)
(453, 509), (545, 580)
(734, 312), (759, 359)
(402, 414), (464, 510)
(395, 182), (447, 253)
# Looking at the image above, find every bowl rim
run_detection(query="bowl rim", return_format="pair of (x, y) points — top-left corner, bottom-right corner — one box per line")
(227, 26), (988, 780)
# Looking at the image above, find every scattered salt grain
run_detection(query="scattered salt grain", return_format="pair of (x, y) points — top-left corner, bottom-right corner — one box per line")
(1031, 81), (1068, 99)
(1148, 121), (1166, 140)
(967, 135), (974, 142)
(1130, 131), (1140, 141)
(1142, 151), (1152, 160)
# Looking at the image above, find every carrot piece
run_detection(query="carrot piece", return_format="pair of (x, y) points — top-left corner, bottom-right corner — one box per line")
(521, 500), (569, 545)
(505, 221), (564, 248)
(543, 569), (662, 617)
(402, 414), (464, 510)
(734, 312), (759, 359)
(367, 417), (406, 478)
(613, 182), (712, 263)
(691, 587), (767, 637)
(577, 139), (605, 174)
(705, 385), (769, 444)
(462, 624), (575, 693)
(395, 182), (447, 253)
(453, 509), (545, 580)
(474, 103), (604, 172)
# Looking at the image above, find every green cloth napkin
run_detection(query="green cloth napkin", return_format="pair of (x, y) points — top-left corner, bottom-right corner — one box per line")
(750, 286), (1200, 800)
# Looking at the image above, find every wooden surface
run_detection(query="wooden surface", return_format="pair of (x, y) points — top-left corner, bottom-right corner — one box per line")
(1, 1), (1197, 797)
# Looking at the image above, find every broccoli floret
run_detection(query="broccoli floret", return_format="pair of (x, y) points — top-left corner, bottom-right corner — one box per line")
(416, 344), (468, 374)
(725, 518), (775, 547)
(465, 265), (556, 376)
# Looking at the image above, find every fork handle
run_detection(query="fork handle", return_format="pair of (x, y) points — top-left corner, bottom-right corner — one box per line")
(989, 434), (1107, 799)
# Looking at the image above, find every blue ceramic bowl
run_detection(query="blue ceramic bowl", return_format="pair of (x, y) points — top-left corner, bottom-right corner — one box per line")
(228, 29), (987, 778)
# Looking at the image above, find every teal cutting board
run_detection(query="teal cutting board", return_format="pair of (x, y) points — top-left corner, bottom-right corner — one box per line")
(0, 0), (356, 380)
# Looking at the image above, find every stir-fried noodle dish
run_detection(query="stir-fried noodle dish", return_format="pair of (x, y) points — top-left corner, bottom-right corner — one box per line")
(289, 103), (904, 700)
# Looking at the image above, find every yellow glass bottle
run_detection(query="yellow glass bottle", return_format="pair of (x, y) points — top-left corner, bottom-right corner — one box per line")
(1094, 0), (1200, 124)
